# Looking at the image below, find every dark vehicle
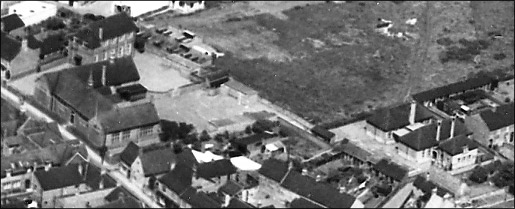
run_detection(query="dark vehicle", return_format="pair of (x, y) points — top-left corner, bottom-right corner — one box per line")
(175, 36), (189, 42)
(163, 30), (173, 36)
(152, 39), (164, 47)
(137, 31), (151, 39)
(184, 54), (192, 59)
(155, 27), (167, 34)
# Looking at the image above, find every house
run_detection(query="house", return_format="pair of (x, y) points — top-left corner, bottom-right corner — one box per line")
(218, 180), (245, 205)
(1, 31), (40, 79)
(412, 175), (455, 208)
(220, 78), (260, 107)
(225, 197), (255, 208)
(257, 159), (364, 208)
(170, 1), (205, 14)
(477, 103), (514, 148)
(412, 74), (496, 107)
(365, 101), (436, 144)
(33, 57), (161, 157)
(204, 69), (229, 88)
(96, 187), (145, 208)
(230, 132), (275, 156)
(69, 12), (138, 65)
(290, 197), (325, 208)
(54, 187), (115, 208)
(32, 162), (115, 208)
(121, 144), (177, 188)
(1, 13), (25, 37)
(435, 135), (479, 171)
(372, 158), (409, 183)
(396, 117), (471, 163)
(8, 1), (57, 26)
(331, 140), (373, 167)
(194, 159), (238, 191)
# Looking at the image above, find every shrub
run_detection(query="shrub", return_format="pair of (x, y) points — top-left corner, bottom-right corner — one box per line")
(436, 37), (453, 46)
(469, 166), (488, 184)
(493, 53), (506, 60)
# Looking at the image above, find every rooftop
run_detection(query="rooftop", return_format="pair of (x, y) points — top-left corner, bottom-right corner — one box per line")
(74, 12), (138, 49)
(412, 75), (494, 102)
(197, 159), (237, 179)
(478, 103), (514, 131)
(366, 102), (435, 132)
(33, 163), (96, 191)
(398, 119), (471, 151)
(1, 31), (21, 61)
(290, 197), (325, 208)
(438, 135), (479, 156)
(139, 146), (176, 177)
(258, 158), (290, 183)
(373, 158), (408, 182)
(413, 175), (454, 197)
(1, 13), (25, 32)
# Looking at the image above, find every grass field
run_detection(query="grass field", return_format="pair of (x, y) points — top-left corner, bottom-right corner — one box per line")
(148, 1), (514, 124)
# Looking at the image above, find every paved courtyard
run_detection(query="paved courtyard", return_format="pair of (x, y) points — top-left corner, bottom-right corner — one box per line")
(9, 63), (74, 96)
(133, 52), (192, 92)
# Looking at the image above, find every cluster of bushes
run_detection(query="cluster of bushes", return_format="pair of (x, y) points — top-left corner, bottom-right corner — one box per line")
(439, 38), (490, 63)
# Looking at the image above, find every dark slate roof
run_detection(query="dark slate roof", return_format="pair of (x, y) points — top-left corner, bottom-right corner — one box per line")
(290, 197), (324, 208)
(116, 83), (147, 96)
(438, 135), (479, 156)
(233, 133), (274, 146)
(74, 12), (138, 49)
(226, 198), (255, 208)
(197, 159), (237, 179)
(1, 14), (25, 32)
(479, 103), (515, 131)
(1, 31), (21, 61)
(140, 147), (176, 177)
(27, 35), (43, 49)
(40, 33), (66, 56)
(311, 125), (335, 140)
(366, 103), (435, 132)
(33, 163), (98, 191)
(105, 186), (138, 202)
(97, 196), (143, 208)
(258, 158), (289, 182)
(119, 141), (139, 166)
(218, 180), (243, 196)
(158, 164), (193, 194)
(71, 57), (140, 88)
(176, 148), (198, 168)
(398, 119), (471, 151)
(98, 102), (160, 133)
(205, 70), (230, 87)
(413, 175), (454, 197)
(180, 187), (221, 208)
(412, 75), (494, 102)
(373, 159), (408, 182)
(280, 171), (356, 208)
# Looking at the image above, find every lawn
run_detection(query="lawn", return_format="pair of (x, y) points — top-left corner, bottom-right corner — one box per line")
(148, 1), (514, 124)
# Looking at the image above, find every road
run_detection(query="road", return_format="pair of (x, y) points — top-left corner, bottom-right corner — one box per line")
(1, 86), (162, 208)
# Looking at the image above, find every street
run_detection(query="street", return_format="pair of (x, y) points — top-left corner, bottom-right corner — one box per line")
(1, 86), (162, 208)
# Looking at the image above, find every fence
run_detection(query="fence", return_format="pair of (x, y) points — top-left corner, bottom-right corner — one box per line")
(257, 98), (313, 130)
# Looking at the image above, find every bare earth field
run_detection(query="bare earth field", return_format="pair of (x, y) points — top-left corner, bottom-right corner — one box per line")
(147, 1), (514, 124)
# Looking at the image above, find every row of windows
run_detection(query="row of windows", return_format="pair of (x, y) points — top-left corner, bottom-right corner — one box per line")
(456, 154), (473, 162)
(95, 44), (132, 62)
(102, 32), (134, 47)
(110, 126), (154, 145)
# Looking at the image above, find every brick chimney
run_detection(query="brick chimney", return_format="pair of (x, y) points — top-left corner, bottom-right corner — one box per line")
(87, 70), (94, 88)
(409, 100), (416, 124)
(436, 120), (442, 141)
(450, 115), (456, 138)
(78, 163), (83, 176)
(101, 65), (107, 86)
(99, 27), (103, 40)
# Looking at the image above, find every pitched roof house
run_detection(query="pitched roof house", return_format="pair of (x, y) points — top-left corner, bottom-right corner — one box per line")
(1, 14), (25, 33)
(1, 31), (21, 62)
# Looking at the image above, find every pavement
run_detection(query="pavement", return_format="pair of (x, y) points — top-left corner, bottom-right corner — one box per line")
(1, 86), (162, 208)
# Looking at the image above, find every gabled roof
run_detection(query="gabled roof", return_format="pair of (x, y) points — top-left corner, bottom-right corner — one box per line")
(290, 197), (324, 208)
(105, 186), (137, 202)
(74, 13), (138, 49)
(373, 159), (408, 182)
(119, 141), (139, 166)
(71, 57), (140, 87)
(438, 135), (478, 156)
(197, 159), (237, 179)
(227, 198), (255, 208)
(258, 158), (289, 182)
(158, 164), (193, 194)
(218, 180), (243, 196)
(413, 175), (454, 197)
(97, 196), (143, 208)
(1, 14), (25, 32)
(398, 119), (471, 151)
(33, 163), (98, 191)
(366, 103), (435, 132)
(479, 103), (514, 131)
(98, 102), (160, 133)
(180, 187), (221, 208)
(139, 147), (176, 177)
(311, 125), (335, 140)
(412, 75), (494, 102)
(333, 140), (372, 162)
(27, 35), (42, 49)
(233, 132), (275, 146)
(280, 171), (356, 208)
(176, 148), (198, 168)
(1, 31), (21, 61)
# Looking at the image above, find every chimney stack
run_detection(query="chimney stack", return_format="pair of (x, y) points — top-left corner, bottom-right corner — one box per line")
(99, 27), (103, 40)
(78, 163), (83, 176)
(87, 70), (94, 88)
(44, 161), (51, 171)
(101, 65), (107, 86)
(436, 120), (442, 141)
(450, 115), (456, 138)
(409, 100), (416, 124)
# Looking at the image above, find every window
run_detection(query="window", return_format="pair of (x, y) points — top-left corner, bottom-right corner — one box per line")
(122, 131), (131, 140)
(112, 132), (120, 144)
(126, 43), (132, 55)
(70, 112), (75, 124)
(95, 55), (99, 62)
(104, 52), (108, 60)
(140, 127), (153, 137)
(110, 48), (116, 58)
(119, 46), (124, 57)
(104, 41), (109, 47)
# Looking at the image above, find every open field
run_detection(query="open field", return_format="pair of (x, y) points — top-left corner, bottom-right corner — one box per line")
(147, 1), (514, 124)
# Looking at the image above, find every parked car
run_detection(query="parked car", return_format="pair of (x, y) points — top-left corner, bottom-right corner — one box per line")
(152, 39), (164, 47)
(163, 30), (173, 36)
(155, 27), (167, 34)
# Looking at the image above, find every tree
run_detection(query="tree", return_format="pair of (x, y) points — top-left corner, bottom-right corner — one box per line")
(183, 133), (198, 145)
(214, 134), (224, 143)
(469, 166), (488, 184)
(244, 126), (253, 134)
(199, 130), (211, 142)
